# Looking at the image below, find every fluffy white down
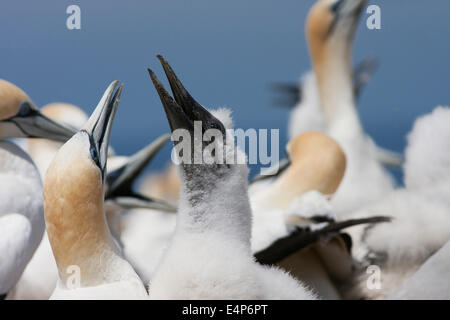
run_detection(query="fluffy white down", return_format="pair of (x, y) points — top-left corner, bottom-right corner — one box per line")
(404, 106), (450, 192)
(356, 106), (450, 265)
(149, 234), (315, 300)
(352, 189), (450, 266)
(344, 106), (450, 298)
(149, 108), (316, 299)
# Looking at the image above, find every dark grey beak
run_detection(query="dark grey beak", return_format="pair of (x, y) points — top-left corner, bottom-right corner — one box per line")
(104, 133), (177, 212)
(0, 102), (76, 141)
(148, 55), (225, 134)
(83, 80), (122, 179)
(147, 68), (193, 133)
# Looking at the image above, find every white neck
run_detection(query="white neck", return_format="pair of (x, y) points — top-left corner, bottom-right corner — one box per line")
(175, 165), (252, 247)
(313, 36), (363, 138)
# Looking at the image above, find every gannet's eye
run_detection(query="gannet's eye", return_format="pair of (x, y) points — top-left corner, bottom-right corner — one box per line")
(18, 102), (32, 117)
(330, 0), (343, 13)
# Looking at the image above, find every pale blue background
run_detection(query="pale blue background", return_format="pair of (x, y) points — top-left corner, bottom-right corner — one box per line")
(1, 1), (449, 182)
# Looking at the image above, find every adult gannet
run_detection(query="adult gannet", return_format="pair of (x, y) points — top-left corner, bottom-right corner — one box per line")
(146, 56), (316, 299)
(0, 79), (76, 142)
(302, 0), (397, 217)
(282, 57), (379, 135)
(44, 81), (148, 299)
(0, 80), (77, 299)
(342, 106), (450, 299)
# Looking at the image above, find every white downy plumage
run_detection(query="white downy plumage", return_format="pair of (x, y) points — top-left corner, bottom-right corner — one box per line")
(147, 57), (316, 299)
(44, 81), (147, 299)
(345, 106), (450, 299)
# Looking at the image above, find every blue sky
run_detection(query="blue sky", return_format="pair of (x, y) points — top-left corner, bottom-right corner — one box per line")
(1, 0), (449, 180)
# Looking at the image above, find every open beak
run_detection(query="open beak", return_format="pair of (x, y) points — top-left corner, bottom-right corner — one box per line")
(2, 103), (77, 141)
(105, 133), (170, 198)
(148, 55), (224, 134)
(83, 80), (122, 179)
(147, 68), (193, 132)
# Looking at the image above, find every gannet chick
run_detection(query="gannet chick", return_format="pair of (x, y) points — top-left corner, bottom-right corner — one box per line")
(304, 0), (396, 217)
(146, 56), (316, 299)
(44, 81), (147, 299)
(343, 106), (450, 299)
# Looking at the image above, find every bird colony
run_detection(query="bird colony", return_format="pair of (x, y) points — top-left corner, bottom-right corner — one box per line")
(1, 0), (449, 300)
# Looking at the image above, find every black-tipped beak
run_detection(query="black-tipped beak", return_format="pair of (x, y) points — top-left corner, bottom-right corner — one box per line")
(147, 68), (193, 132)
(1, 102), (77, 141)
(83, 80), (122, 178)
(105, 133), (170, 198)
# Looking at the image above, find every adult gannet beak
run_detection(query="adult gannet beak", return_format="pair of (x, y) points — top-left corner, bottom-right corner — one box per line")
(104, 133), (177, 212)
(328, 0), (366, 36)
(148, 55), (225, 134)
(82, 80), (122, 179)
(1, 102), (77, 141)
(107, 195), (177, 213)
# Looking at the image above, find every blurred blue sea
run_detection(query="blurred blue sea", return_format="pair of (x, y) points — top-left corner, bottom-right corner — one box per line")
(1, 0), (449, 183)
